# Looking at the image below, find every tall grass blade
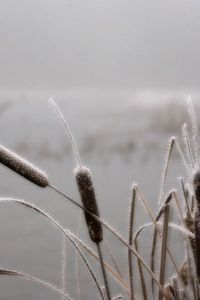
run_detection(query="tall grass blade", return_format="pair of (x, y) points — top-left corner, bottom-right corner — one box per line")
(0, 197), (104, 299)
(158, 137), (175, 206)
(128, 185), (136, 300)
(0, 268), (73, 300)
(187, 96), (199, 168)
(158, 204), (170, 300)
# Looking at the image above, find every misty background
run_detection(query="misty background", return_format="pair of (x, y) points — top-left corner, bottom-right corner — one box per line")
(0, 1), (200, 299)
(0, 0), (200, 91)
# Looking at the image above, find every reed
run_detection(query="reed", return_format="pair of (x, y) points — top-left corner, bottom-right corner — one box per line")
(0, 98), (200, 299)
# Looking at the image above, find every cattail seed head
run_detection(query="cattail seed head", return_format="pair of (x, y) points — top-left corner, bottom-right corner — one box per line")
(193, 171), (200, 207)
(0, 145), (49, 188)
(194, 210), (200, 281)
(75, 167), (103, 243)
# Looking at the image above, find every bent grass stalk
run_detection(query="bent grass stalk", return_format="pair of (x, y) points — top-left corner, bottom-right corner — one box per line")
(0, 196), (169, 298)
(135, 186), (191, 298)
(0, 268), (74, 300)
(0, 198), (104, 300)
(69, 230), (129, 293)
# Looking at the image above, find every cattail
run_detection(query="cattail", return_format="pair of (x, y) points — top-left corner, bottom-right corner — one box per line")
(193, 171), (200, 280)
(75, 167), (103, 243)
(193, 171), (200, 207)
(194, 210), (200, 280)
(0, 145), (49, 187)
(49, 99), (110, 299)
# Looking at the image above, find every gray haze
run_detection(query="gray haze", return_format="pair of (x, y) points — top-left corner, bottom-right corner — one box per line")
(0, 0), (200, 90)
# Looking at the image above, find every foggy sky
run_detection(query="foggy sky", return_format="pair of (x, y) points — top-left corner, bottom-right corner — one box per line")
(0, 0), (200, 90)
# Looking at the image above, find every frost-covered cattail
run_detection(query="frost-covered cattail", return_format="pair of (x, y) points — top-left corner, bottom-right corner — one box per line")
(49, 98), (103, 243)
(49, 99), (110, 299)
(194, 209), (200, 280)
(193, 171), (200, 280)
(193, 171), (200, 207)
(75, 167), (103, 243)
(0, 145), (49, 188)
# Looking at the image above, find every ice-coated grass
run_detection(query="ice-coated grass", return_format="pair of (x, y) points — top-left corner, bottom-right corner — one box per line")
(0, 98), (200, 299)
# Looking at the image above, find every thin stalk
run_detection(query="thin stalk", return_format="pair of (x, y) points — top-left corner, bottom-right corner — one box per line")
(62, 235), (68, 299)
(70, 231), (129, 293)
(97, 242), (111, 300)
(151, 192), (173, 296)
(128, 186), (136, 300)
(158, 137), (175, 206)
(171, 191), (185, 224)
(0, 268), (73, 300)
(75, 213), (83, 300)
(49, 98), (83, 169)
(134, 239), (148, 300)
(135, 187), (191, 299)
(151, 229), (158, 296)
(182, 123), (195, 170)
(180, 178), (190, 213)
(174, 138), (190, 174)
(104, 241), (123, 279)
(158, 204), (170, 300)
(185, 240), (197, 300)
(172, 277), (181, 300)
(187, 96), (200, 168)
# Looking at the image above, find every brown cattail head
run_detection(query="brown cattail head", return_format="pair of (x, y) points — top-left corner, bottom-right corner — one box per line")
(0, 145), (49, 188)
(75, 167), (103, 243)
(193, 171), (200, 207)
(194, 210), (200, 281)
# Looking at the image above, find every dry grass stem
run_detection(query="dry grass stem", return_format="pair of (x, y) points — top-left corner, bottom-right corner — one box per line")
(0, 197), (105, 299)
(158, 204), (170, 300)
(0, 268), (74, 300)
(128, 185), (137, 300)
(159, 137), (175, 206)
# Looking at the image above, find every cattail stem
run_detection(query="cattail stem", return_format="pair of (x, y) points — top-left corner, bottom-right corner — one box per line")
(158, 204), (170, 300)
(96, 243), (111, 300)
(128, 186), (136, 300)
